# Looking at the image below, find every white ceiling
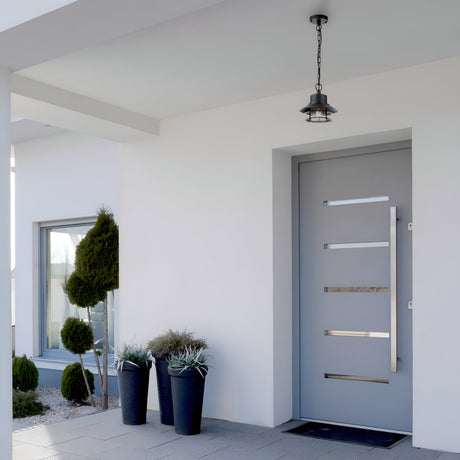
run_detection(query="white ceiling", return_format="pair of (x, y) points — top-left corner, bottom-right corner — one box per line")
(5, 0), (460, 139)
(0, 0), (76, 33)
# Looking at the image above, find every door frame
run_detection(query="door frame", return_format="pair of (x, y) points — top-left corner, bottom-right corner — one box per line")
(291, 140), (412, 421)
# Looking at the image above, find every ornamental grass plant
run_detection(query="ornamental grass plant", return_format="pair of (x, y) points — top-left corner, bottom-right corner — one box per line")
(168, 346), (208, 378)
(115, 344), (152, 370)
(147, 330), (207, 359)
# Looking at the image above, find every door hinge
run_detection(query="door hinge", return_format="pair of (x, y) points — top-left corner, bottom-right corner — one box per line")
(408, 223), (413, 231)
(408, 301), (413, 310)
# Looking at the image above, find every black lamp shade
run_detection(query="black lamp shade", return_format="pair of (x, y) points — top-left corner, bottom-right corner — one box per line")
(300, 91), (337, 123)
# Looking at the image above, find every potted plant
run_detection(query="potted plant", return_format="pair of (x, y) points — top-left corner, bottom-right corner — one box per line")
(168, 346), (208, 435)
(147, 330), (207, 425)
(115, 344), (152, 425)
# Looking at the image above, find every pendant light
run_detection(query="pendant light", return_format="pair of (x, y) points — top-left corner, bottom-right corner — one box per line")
(300, 14), (337, 123)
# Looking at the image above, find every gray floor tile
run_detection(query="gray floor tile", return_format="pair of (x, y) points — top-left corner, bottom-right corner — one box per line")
(13, 425), (81, 447)
(109, 426), (181, 448)
(202, 446), (284, 460)
(50, 436), (120, 456)
(148, 436), (230, 459)
(12, 410), (457, 460)
(438, 454), (460, 459)
(88, 445), (163, 460)
(13, 442), (63, 459)
(258, 435), (340, 460)
(42, 455), (86, 460)
(69, 420), (138, 440)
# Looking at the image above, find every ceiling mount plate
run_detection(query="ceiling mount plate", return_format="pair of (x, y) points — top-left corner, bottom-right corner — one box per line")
(309, 14), (328, 25)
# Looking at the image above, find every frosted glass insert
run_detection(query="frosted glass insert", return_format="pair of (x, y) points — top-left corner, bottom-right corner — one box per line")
(324, 242), (389, 249)
(323, 196), (389, 206)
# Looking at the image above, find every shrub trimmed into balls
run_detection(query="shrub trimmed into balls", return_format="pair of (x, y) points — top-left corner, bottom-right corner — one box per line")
(60, 317), (93, 355)
(61, 362), (95, 403)
(13, 355), (39, 392)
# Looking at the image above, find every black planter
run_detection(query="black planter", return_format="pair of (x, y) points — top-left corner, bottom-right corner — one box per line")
(168, 367), (206, 435)
(117, 361), (152, 425)
(154, 357), (174, 425)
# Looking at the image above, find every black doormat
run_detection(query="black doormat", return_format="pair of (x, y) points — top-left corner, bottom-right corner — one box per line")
(285, 422), (408, 449)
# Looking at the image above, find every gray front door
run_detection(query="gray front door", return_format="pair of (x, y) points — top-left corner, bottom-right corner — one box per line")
(297, 145), (412, 432)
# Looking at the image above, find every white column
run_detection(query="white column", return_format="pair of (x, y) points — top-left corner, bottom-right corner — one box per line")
(0, 67), (11, 458)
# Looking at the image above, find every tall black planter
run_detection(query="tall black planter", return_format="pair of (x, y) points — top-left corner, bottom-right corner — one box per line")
(117, 361), (152, 425)
(154, 357), (174, 425)
(168, 367), (206, 435)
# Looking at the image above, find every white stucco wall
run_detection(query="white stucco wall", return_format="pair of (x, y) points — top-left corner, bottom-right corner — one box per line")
(14, 132), (120, 358)
(119, 57), (460, 452)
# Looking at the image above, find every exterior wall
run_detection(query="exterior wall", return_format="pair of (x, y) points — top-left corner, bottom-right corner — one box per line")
(119, 57), (460, 452)
(14, 132), (120, 363)
(13, 57), (460, 452)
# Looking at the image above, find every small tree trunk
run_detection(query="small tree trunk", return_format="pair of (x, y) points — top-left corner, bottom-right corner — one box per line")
(87, 306), (103, 391)
(79, 354), (95, 407)
(102, 294), (108, 410)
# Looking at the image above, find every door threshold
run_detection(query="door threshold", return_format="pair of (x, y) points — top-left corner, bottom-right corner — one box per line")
(300, 418), (412, 436)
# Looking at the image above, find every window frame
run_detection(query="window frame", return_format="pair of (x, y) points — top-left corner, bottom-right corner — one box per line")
(38, 217), (115, 364)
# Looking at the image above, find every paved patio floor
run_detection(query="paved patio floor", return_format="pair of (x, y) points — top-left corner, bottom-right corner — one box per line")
(12, 409), (460, 460)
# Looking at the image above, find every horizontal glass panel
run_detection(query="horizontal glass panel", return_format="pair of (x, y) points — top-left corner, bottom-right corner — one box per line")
(323, 196), (389, 206)
(324, 242), (389, 249)
(324, 330), (389, 338)
(324, 373), (389, 384)
(324, 287), (389, 293)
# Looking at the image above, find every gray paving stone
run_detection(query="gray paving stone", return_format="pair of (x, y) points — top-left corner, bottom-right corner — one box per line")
(438, 454), (460, 459)
(42, 454), (85, 460)
(202, 446), (284, 460)
(257, 435), (341, 460)
(148, 436), (230, 459)
(13, 425), (81, 447)
(108, 426), (181, 449)
(69, 420), (138, 440)
(13, 442), (63, 459)
(12, 409), (457, 460)
(50, 435), (120, 456)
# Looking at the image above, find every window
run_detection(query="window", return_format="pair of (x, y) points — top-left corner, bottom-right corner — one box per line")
(39, 221), (114, 361)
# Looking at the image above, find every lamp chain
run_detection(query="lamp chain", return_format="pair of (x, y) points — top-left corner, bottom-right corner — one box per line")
(315, 22), (322, 92)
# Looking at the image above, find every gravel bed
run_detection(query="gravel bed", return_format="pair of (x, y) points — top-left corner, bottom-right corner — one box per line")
(14, 386), (119, 428)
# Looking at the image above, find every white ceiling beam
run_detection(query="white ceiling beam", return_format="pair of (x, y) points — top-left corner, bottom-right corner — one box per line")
(11, 75), (159, 142)
(0, 0), (224, 71)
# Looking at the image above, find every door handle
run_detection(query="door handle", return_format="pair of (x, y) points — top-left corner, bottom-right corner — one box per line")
(390, 206), (397, 373)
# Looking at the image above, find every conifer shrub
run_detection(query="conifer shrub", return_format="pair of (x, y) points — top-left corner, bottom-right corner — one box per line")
(12, 355), (39, 392)
(13, 390), (48, 418)
(61, 362), (95, 403)
(60, 317), (94, 355)
(65, 272), (105, 308)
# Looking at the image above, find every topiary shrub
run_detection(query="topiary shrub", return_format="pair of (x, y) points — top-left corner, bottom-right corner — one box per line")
(13, 390), (48, 418)
(61, 362), (95, 403)
(12, 355), (39, 392)
(60, 317), (94, 355)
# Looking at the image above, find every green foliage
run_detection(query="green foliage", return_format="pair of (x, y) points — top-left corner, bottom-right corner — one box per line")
(168, 346), (208, 378)
(147, 329), (208, 358)
(12, 355), (39, 392)
(115, 344), (152, 370)
(64, 272), (105, 308)
(13, 390), (49, 418)
(74, 208), (119, 296)
(61, 362), (95, 403)
(60, 317), (94, 355)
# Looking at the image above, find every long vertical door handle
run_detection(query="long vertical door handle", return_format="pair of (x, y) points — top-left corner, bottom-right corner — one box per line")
(390, 206), (397, 373)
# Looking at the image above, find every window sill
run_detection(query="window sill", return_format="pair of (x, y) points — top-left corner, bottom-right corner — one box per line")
(32, 357), (117, 376)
